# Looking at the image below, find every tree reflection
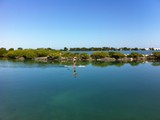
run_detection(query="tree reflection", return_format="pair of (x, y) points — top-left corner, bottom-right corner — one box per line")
(152, 61), (160, 66)
(92, 61), (125, 67)
(129, 62), (141, 66)
(1, 59), (159, 69)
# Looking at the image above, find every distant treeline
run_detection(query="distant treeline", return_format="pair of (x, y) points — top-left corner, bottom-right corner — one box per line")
(68, 47), (155, 51)
(0, 47), (156, 52)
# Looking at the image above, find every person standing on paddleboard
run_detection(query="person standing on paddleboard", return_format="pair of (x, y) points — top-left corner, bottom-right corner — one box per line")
(73, 56), (77, 66)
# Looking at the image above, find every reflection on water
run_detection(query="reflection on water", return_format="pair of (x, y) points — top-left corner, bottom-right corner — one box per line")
(73, 66), (77, 78)
(0, 60), (160, 120)
(152, 62), (160, 66)
(1, 59), (160, 69)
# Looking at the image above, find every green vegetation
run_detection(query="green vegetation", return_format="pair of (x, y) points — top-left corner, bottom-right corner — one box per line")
(24, 50), (37, 59)
(152, 52), (160, 59)
(3, 48), (60, 59)
(69, 47), (148, 51)
(61, 52), (74, 59)
(0, 48), (7, 57)
(6, 50), (20, 59)
(109, 52), (125, 59)
(18, 47), (23, 50)
(8, 48), (14, 51)
(0, 47), (160, 62)
(64, 47), (68, 51)
(128, 52), (143, 58)
(91, 52), (109, 59)
(6, 49), (37, 59)
(80, 53), (90, 60)
(48, 52), (61, 60)
(35, 48), (51, 57)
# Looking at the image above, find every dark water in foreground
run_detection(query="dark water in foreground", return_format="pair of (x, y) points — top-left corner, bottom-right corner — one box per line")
(0, 60), (160, 120)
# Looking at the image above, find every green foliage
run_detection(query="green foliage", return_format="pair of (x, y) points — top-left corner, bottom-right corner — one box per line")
(64, 47), (68, 51)
(152, 52), (160, 59)
(69, 47), (147, 51)
(6, 50), (25, 59)
(16, 50), (25, 57)
(18, 47), (23, 50)
(0, 48), (7, 57)
(1, 47), (159, 62)
(48, 52), (60, 60)
(6, 51), (17, 58)
(91, 52), (109, 59)
(6, 49), (37, 59)
(46, 48), (52, 50)
(132, 47), (139, 50)
(36, 48), (51, 57)
(62, 52), (74, 58)
(109, 52), (125, 59)
(8, 48), (14, 51)
(119, 47), (131, 51)
(149, 48), (154, 50)
(80, 53), (90, 59)
(73, 53), (80, 58)
(128, 52), (142, 58)
(24, 50), (37, 59)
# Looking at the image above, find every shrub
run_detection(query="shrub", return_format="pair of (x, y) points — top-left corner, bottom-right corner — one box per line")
(24, 50), (37, 59)
(80, 53), (90, 60)
(109, 52), (125, 59)
(8, 48), (14, 51)
(128, 52), (142, 58)
(6, 51), (17, 58)
(18, 47), (23, 50)
(35, 49), (51, 57)
(0, 48), (7, 57)
(48, 52), (60, 60)
(91, 52), (109, 59)
(62, 52), (74, 58)
(152, 52), (160, 59)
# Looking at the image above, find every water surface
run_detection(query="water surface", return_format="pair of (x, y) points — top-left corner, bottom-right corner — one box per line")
(71, 50), (160, 55)
(0, 60), (160, 120)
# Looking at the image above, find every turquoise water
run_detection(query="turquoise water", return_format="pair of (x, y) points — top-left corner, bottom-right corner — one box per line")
(0, 60), (160, 120)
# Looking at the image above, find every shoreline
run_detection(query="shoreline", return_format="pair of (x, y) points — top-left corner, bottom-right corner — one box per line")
(0, 48), (160, 62)
(0, 55), (159, 63)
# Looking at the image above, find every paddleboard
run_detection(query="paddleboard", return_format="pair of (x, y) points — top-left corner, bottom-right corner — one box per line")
(64, 65), (86, 68)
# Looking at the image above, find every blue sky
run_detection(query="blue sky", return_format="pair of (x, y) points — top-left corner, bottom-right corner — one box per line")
(0, 0), (160, 49)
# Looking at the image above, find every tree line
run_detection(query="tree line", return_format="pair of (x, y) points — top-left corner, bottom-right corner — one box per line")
(0, 47), (160, 61)
(68, 47), (155, 51)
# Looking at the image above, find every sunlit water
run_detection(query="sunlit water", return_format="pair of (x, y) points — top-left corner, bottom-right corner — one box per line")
(0, 60), (160, 120)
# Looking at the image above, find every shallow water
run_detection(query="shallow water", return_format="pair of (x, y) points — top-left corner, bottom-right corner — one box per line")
(0, 60), (160, 120)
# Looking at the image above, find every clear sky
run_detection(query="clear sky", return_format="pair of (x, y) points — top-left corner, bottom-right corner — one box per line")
(0, 0), (160, 49)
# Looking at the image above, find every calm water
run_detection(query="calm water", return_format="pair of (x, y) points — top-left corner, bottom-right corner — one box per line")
(71, 50), (160, 55)
(0, 60), (160, 120)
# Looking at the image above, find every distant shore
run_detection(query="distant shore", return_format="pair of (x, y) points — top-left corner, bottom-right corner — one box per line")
(0, 48), (160, 63)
